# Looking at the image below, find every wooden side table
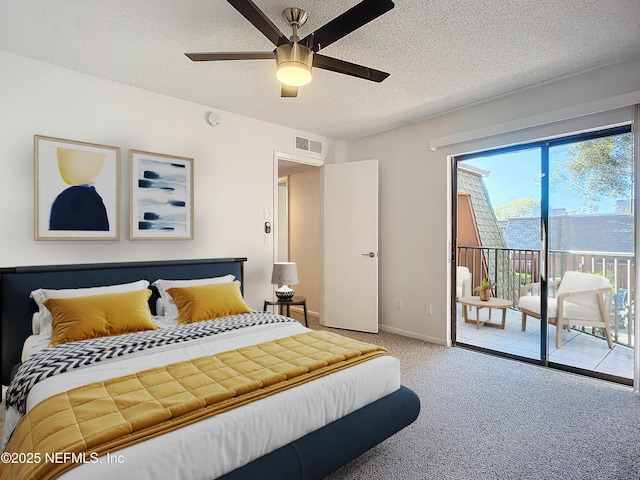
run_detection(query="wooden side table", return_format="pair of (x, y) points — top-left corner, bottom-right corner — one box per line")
(458, 296), (512, 329)
(264, 296), (308, 327)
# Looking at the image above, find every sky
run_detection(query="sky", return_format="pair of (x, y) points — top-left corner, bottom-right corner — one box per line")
(464, 145), (622, 215)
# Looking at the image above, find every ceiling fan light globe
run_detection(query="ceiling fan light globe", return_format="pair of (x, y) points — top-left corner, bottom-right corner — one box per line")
(276, 43), (313, 87)
(277, 63), (312, 86)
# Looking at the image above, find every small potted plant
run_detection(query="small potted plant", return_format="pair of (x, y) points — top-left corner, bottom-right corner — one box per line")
(474, 278), (495, 301)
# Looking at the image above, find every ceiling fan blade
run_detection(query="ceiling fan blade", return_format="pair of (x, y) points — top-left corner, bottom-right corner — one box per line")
(301, 0), (394, 52)
(281, 84), (298, 98)
(313, 54), (390, 83)
(227, 0), (290, 47)
(185, 51), (275, 62)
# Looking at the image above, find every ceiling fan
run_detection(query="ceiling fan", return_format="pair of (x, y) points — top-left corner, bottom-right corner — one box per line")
(185, 0), (395, 98)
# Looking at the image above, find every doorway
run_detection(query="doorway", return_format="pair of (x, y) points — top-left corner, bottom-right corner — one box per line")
(453, 125), (635, 384)
(274, 152), (323, 323)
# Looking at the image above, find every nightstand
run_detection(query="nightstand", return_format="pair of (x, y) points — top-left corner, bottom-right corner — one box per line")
(263, 296), (308, 327)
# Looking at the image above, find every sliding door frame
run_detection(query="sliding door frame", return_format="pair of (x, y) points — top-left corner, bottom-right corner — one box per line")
(453, 124), (634, 382)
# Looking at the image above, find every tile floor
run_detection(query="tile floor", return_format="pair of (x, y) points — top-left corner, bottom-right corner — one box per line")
(456, 302), (634, 380)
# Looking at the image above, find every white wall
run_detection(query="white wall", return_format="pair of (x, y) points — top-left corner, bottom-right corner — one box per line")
(288, 168), (322, 316)
(4, 49), (639, 345)
(0, 50), (335, 310)
(346, 57), (640, 345)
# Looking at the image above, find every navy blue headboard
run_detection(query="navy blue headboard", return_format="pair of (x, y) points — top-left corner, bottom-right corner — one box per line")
(0, 257), (247, 385)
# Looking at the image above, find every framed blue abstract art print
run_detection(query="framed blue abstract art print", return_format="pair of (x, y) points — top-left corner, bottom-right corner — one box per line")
(129, 150), (194, 240)
(34, 135), (120, 240)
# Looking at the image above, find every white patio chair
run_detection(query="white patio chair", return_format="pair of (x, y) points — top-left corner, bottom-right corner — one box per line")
(518, 271), (613, 349)
(456, 266), (472, 299)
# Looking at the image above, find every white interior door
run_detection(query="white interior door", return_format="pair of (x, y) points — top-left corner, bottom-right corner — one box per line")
(324, 159), (378, 332)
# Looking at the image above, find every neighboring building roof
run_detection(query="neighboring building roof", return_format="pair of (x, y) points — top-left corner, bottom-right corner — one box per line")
(503, 218), (540, 250)
(457, 169), (505, 249)
(503, 214), (634, 253)
(457, 168), (511, 293)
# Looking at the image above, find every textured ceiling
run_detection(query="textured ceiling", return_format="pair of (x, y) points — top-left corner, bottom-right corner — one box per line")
(1, 0), (640, 140)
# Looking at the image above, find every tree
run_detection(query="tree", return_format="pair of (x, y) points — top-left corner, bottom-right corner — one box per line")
(493, 198), (540, 220)
(552, 133), (633, 212)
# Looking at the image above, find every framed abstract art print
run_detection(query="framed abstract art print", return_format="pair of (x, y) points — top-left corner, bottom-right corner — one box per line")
(34, 135), (120, 240)
(129, 150), (194, 240)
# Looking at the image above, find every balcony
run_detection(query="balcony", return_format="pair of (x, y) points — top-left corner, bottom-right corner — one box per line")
(457, 246), (635, 380)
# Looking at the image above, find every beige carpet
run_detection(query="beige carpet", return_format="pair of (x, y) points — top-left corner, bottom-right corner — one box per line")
(309, 317), (640, 480)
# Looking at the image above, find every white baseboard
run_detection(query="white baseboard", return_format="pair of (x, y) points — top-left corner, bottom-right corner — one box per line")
(283, 309), (450, 347)
(379, 324), (449, 346)
(289, 305), (320, 320)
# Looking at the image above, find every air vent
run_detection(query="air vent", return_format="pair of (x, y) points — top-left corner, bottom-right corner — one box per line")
(294, 135), (322, 156)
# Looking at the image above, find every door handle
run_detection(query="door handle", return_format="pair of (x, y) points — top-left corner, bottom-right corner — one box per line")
(361, 252), (376, 258)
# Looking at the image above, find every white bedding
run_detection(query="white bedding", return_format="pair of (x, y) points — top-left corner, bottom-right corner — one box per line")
(8, 320), (400, 479)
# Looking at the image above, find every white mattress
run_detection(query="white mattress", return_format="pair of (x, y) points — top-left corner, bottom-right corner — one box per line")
(10, 321), (400, 480)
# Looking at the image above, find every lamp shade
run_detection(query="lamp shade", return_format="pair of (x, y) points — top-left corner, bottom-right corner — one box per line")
(271, 262), (298, 286)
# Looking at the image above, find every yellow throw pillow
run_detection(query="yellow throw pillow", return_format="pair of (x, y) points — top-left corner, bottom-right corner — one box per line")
(45, 289), (157, 346)
(166, 281), (251, 324)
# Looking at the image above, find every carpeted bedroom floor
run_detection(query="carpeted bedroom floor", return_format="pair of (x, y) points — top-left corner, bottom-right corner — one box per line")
(305, 314), (640, 480)
(3, 313), (640, 480)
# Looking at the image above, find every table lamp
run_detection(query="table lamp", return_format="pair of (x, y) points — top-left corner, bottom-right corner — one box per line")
(271, 262), (298, 300)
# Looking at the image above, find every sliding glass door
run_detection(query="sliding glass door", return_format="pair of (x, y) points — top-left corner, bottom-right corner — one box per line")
(546, 130), (635, 378)
(456, 147), (543, 362)
(454, 126), (635, 383)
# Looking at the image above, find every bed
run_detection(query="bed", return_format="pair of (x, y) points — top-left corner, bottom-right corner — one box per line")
(0, 258), (420, 480)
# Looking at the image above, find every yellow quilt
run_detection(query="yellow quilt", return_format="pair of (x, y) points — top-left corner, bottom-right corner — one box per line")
(1, 330), (388, 480)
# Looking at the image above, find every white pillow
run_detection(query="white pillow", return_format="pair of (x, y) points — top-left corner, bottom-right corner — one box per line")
(152, 275), (235, 323)
(153, 314), (178, 329)
(155, 298), (165, 317)
(30, 280), (150, 336)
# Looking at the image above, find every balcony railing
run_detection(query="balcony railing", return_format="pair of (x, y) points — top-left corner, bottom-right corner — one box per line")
(457, 245), (635, 348)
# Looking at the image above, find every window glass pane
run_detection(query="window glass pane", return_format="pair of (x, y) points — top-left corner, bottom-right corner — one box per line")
(457, 147), (541, 360)
(548, 132), (634, 376)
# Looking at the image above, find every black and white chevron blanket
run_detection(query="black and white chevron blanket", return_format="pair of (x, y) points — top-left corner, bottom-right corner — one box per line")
(6, 312), (297, 415)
